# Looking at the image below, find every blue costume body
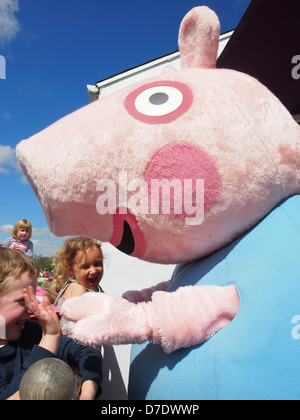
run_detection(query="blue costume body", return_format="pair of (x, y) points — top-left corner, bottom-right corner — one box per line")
(129, 195), (300, 400)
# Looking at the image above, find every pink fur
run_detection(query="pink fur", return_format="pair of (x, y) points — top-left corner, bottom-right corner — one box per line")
(16, 66), (300, 264)
(178, 6), (220, 69)
(152, 285), (239, 353)
(62, 285), (239, 353)
(144, 142), (222, 220)
(16, 6), (300, 353)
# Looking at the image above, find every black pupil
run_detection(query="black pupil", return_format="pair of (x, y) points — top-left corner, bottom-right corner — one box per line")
(149, 92), (169, 105)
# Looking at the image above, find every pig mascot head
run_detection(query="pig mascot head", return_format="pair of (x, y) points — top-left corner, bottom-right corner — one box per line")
(17, 6), (300, 400)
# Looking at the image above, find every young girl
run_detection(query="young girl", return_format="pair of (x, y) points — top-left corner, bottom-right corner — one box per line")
(3, 219), (34, 259)
(43, 237), (104, 336)
(0, 247), (102, 400)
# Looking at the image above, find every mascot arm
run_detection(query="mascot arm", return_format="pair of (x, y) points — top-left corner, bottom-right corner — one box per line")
(122, 280), (171, 303)
(61, 285), (239, 353)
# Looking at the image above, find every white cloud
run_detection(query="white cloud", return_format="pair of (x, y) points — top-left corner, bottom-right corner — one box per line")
(0, 0), (20, 46)
(30, 228), (62, 256)
(19, 173), (28, 184)
(0, 144), (24, 183)
(31, 239), (63, 257)
(32, 227), (56, 239)
(0, 166), (9, 174)
(0, 223), (13, 233)
(0, 144), (19, 174)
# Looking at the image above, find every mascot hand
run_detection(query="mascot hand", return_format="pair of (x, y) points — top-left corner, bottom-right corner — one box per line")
(61, 285), (238, 353)
(61, 293), (158, 346)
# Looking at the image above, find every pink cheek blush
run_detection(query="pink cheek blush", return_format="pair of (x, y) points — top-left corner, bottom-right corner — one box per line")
(144, 142), (222, 222)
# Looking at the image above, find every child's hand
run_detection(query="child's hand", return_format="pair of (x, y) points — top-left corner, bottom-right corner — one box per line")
(78, 380), (98, 400)
(24, 286), (62, 354)
(9, 243), (21, 252)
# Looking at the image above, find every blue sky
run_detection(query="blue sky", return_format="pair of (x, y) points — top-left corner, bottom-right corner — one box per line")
(0, 0), (251, 256)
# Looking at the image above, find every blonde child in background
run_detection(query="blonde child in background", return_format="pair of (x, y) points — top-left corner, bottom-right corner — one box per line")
(0, 247), (103, 400)
(43, 237), (104, 336)
(3, 219), (34, 259)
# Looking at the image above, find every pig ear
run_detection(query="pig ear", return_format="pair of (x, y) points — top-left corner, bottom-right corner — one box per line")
(178, 6), (220, 69)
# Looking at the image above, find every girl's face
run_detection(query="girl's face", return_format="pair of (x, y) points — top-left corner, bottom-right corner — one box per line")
(16, 227), (30, 242)
(68, 246), (104, 291)
(0, 273), (36, 345)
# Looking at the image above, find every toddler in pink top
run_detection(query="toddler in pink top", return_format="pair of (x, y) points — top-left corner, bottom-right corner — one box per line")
(3, 220), (34, 259)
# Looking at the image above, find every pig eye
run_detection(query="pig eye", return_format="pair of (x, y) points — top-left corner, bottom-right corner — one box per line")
(135, 86), (183, 117)
(124, 81), (193, 124)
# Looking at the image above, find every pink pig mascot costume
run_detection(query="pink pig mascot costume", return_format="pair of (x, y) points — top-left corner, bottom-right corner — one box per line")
(17, 7), (300, 399)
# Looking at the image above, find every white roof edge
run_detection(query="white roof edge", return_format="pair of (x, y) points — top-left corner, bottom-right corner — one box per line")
(87, 30), (234, 100)
(95, 51), (181, 90)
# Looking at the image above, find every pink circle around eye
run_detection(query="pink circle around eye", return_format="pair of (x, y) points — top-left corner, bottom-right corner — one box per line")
(124, 81), (193, 124)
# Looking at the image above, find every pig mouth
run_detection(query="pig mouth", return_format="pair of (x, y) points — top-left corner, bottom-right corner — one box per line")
(111, 208), (147, 258)
(116, 220), (135, 255)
